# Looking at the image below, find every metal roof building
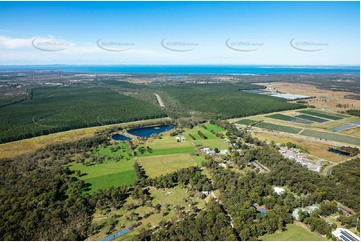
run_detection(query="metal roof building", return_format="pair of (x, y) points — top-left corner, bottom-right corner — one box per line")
(332, 228), (360, 241)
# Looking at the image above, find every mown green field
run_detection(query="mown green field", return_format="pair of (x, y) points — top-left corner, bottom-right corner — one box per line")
(185, 125), (229, 149)
(193, 139), (229, 150)
(256, 122), (302, 134)
(187, 125), (218, 140)
(259, 224), (323, 241)
(136, 146), (198, 157)
(300, 129), (360, 145)
(203, 123), (226, 133)
(137, 153), (198, 178)
(68, 123), (227, 192)
(68, 143), (136, 193)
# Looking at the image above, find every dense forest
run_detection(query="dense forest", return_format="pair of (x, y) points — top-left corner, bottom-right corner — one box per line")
(159, 84), (304, 119)
(0, 119), (359, 241)
(0, 82), (305, 144)
(331, 158), (360, 211)
(0, 86), (166, 143)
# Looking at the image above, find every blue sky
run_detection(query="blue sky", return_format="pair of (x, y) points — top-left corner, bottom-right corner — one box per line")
(0, 1), (359, 65)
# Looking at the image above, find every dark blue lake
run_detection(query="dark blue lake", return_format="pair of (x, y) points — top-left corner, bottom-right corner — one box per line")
(328, 148), (350, 156)
(128, 125), (174, 138)
(112, 134), (132, 141)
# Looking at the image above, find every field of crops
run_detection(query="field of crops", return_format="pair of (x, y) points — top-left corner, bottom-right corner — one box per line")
(295, 114), (328, 123)
(0, 87), (166, 143)
(255, 122), (302, 134)
(299, 109), (345, 120)
(266, 113), (293, 121)
(300, 129), (360, 145)
(236, 119), (258, 125)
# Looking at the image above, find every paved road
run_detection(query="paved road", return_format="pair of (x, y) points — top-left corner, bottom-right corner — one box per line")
(326, 167), (332, 175)
(325, 155), (359, 176)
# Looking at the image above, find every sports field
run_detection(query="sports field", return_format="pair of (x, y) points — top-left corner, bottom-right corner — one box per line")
(259, 224), (323, 241)
(136, 153), (198, 178)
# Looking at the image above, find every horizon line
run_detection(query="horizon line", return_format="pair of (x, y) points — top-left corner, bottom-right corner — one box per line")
(0, 64), (359, 67)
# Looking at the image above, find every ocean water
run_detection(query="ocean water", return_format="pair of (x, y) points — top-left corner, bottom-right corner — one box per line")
(0, 65), (359, 74)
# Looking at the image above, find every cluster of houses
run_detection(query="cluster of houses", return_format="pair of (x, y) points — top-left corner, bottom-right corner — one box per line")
(291, 202), (360, 241)
(279, 146), (322, 172)
(200, 147), (228, 155)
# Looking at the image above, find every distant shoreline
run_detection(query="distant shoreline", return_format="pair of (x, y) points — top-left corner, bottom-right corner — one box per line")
(0, 65), (359, 74)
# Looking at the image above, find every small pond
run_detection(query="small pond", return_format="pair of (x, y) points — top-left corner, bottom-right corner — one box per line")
(127, 125), (175, 138)
(112, 134), (132, 141)
(328, 148), (350, 156)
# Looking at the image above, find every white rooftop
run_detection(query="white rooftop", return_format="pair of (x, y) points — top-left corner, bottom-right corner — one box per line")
(273, 187), (285, 195)
(332, 228), (360, 241)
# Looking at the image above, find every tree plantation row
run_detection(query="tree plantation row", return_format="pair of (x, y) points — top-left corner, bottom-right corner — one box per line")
(0, 82), (304, 143)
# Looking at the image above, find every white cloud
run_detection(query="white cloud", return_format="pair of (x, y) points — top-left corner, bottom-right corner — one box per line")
(0, 35), (33, 48)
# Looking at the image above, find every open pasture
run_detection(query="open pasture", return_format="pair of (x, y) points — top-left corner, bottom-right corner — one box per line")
(69, 143), (136, 193)
(259, 223), (323, 241)
(186, 125), (218, 140)
(136, 153), (198, 178)
(203, 123), (226, 133)
(136, 146), (198, 157)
